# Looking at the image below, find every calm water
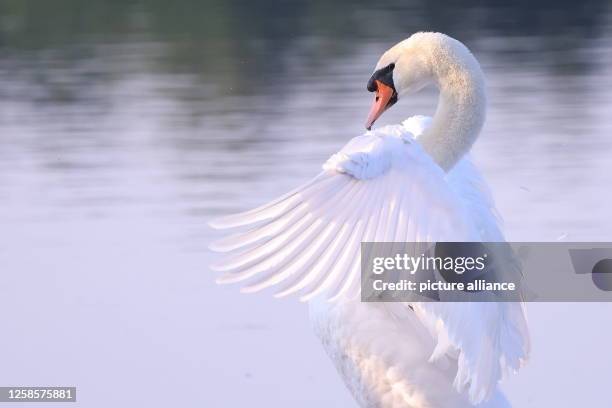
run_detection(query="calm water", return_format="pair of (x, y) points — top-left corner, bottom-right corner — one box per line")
(1, 1), (612, 407)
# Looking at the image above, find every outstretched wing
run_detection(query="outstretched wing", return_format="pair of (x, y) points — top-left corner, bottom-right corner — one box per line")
(209, 122), (529, 404)
(209, 130), (477, 302)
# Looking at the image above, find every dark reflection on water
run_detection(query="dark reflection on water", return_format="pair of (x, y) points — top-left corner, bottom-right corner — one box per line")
(0, 1), (612, 407)
(1, 0), (611, 241)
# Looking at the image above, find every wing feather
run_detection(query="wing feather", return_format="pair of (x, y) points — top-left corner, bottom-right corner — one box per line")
(211, 177), (355, 274)
(209, 173), (342, 229)
(208, 202), (311, 252)
(325, 176), (388, 301)
(241, 179), (367, 294)
(298, 179), (382, 300)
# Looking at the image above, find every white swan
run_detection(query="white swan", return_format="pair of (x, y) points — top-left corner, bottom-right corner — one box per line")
(209, 32), (529, 408)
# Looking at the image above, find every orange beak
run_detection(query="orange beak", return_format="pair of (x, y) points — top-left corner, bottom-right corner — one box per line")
(365, 80), (396, 130)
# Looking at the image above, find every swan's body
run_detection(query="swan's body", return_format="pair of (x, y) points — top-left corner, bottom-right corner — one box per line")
(210, 33), (529, 407)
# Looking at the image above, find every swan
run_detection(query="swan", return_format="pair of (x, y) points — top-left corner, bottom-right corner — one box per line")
(209, 32), (529, 407)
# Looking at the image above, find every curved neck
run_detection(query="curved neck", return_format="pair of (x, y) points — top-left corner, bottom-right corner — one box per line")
(418, 52), (486, 172)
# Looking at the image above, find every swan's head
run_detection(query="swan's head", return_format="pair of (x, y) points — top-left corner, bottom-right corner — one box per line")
(365, 33), (439, 130)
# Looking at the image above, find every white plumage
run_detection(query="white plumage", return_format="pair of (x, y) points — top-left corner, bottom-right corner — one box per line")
(210, 33), (529, 407)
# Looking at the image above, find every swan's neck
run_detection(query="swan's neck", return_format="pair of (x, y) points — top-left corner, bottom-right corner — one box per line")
(418, 55), (486, 171)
